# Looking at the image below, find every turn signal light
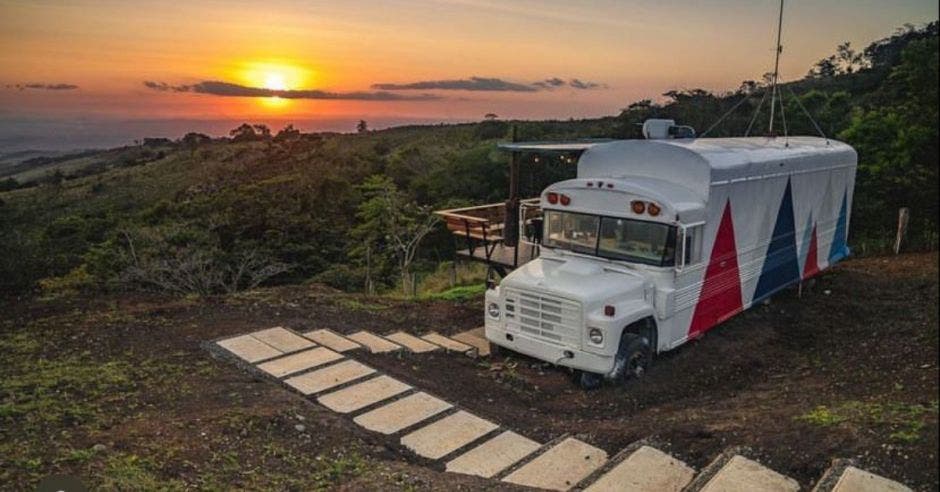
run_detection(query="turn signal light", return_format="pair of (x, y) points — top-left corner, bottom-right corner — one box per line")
(559, 194), (571, 206)
(604, 305), (616, 316)
(631, 200), (646, 214)
(648, 202), (661, 216)
(547, 192), (559, 204)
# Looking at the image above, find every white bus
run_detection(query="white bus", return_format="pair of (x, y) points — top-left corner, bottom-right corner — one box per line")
(481, 126), (856, 388)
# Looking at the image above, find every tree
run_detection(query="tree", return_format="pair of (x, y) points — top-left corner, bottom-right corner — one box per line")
(180, 132), (211, 155)
(352, 175), (438, 295)
(252, 124), (272, 140)
(229, 123), (257, 142)
(274, 124), (301, 142)
(0, 177), (18, 192)
(484, 113), (498, 121)
(356, 120), (369, 133)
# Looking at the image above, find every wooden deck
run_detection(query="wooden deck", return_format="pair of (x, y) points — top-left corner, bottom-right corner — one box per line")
(456, 242), (539, 269)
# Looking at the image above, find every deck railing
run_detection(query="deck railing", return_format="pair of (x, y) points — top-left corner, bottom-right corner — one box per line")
(435, 198), (540, 268)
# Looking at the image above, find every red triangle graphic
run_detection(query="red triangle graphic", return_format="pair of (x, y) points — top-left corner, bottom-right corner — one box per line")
(803, 224), (820, 279)
(689, 200), (743, 337)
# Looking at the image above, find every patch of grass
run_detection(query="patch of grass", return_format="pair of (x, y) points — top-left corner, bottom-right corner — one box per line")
(797, 400), (938, 443)
(98, 453), (183, 491)
(333, 296), (390, 312)
(421, 283), (486, 302)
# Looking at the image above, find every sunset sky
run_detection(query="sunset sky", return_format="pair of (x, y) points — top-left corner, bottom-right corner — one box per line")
(0, 0), (937, 149)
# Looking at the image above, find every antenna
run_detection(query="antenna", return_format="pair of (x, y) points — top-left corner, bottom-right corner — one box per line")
(768, 0), (784, 136)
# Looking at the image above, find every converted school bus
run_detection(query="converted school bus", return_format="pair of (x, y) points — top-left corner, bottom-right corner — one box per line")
(439, 127), (857, 388)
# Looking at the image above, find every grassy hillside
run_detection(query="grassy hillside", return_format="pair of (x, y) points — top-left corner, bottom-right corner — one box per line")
(1, 22), (936, 295)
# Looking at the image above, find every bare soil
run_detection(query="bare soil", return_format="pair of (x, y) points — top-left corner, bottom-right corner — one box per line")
(2, 253), (937, 490)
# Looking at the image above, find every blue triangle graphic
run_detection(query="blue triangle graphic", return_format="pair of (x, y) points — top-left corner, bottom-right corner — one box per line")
(753, 179), (801, 302)
(828, 190), (849, 263)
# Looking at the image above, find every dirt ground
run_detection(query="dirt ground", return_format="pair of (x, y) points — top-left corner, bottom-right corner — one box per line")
(2, 252), (937, 491)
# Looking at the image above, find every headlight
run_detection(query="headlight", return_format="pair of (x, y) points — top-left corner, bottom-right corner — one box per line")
(487, 303), (501, 318)
(588, 328), (604, 344)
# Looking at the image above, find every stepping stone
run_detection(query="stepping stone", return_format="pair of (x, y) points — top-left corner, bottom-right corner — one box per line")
(831, 466), (911, 492)
(421, 332), (474, 354)
(353, 392), (452, 434)
(585, 445), (695, 492)
(446, 430), (540, 478)
(217, 334), (281, 363)
(400, 410), (498, 460)
(503, 437), (608, 491)
(303, 329), (361, 352)
(385, 331), (440, 353)
(317, 375), (411, 413)
(701, 455), (799, 492)
(347, 331), (403, 353)
(250, 327), (315, 352)
(451, 328), (490, 357)
(256, 347), (343, 378)
(284, 359), (375, 395)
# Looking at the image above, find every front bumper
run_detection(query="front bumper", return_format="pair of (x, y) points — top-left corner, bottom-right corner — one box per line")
(485, 324), (615, 374)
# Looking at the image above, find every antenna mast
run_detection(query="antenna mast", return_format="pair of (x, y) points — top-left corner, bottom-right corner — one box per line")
(768, 0), (784, 135)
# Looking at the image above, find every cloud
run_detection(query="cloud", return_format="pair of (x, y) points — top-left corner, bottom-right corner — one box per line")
(5, 83), (79, 91)
(143, 80), (439, 101)
(372, 77), (539, 92)
(373, 76), (607, 92)
(568, 78), (605, 90)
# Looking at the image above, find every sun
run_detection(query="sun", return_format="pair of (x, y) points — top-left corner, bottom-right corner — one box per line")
(264, 73), (288, 91)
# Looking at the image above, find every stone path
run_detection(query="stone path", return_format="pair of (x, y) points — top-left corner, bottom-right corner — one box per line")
(212, 327), (914, 492)
(384, 331), (440, 353)
(503, 437), (608, 491)
(353, 392), (452, 434)
(256, 347), (343, 378)
(302, 329), (361, 352)
(401, 410), (498, 459)
(284, 360), (375, 395)
(445, 430), (540, 478)
(347, 331), (402, 353)
(699, 455), (800, 492)
(584, 445), (695, 492)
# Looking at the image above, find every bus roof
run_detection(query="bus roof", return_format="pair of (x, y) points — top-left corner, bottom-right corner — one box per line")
(577, 136), (856, 201)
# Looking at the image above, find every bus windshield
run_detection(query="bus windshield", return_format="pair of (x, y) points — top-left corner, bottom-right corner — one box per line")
(543, 210), (677, 266)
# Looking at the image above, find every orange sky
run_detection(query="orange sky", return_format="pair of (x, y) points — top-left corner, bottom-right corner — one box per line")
(0, 0), (937, 136)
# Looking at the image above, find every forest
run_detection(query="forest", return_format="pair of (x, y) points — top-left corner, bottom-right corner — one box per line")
(1, 22), (936, 297)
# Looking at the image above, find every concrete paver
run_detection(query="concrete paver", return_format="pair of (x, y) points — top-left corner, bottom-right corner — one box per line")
(503, 437), (608, 491)
(250, 327), (315, 352)
(701, 455), (799, 492)
(284, 359), (375, 395)
(400, 410), (498, 460)
(217, 334), (282, 362)
(446, 430), (540, 478)
(421, 332), (473, 353)
(451, 329), (490, 357)
(303, 329), (361, 352)
(256, 347), (343, 378)
(832, 466), (912, 492)
(385, 331), (440, 353)
(347, 331), (403, 353)
(317, 375), (411, 413)
(353, 392), (452, 434)
(584, 445), (695, 492)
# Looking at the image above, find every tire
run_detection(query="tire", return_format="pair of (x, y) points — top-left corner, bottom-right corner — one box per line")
(577, 370), (603, 390)
(488, 341), (504, 357)
(616, 333), (652, 383)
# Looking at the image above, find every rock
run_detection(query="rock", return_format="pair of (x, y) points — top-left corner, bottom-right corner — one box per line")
(295, 424), (306, 432)
(92, 443), (107, 452)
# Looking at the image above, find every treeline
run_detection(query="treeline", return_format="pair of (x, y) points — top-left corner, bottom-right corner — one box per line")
(0, 22), (936, 296)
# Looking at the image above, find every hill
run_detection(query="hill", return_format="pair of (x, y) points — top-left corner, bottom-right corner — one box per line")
(0, 22), (936, 295)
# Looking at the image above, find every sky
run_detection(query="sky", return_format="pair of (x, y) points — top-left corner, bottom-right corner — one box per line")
(0, 0), (937, 150)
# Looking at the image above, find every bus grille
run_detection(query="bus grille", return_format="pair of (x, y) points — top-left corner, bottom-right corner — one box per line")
(504, 288), (582, 348)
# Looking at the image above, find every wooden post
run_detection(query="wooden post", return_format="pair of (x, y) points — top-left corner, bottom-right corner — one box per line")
(449, 261), (457, 287)
(894, 207), (910, 254)
(504, 125), (520, 247)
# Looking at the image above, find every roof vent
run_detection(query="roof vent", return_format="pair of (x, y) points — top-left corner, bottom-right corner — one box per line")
(642, 119), (696, 139)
